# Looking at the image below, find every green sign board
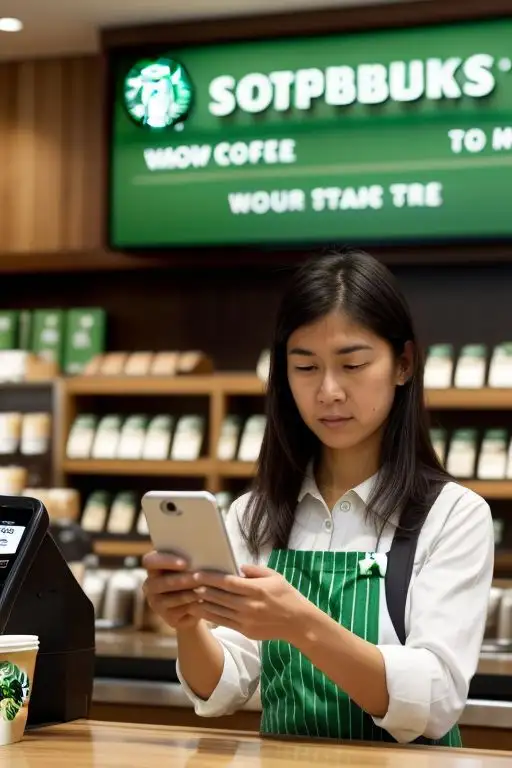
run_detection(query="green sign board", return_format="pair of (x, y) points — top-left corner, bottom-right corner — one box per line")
(109, 18), (512, 248)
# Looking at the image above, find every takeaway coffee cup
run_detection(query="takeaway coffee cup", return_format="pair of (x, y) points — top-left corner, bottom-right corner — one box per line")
(0, 635), (39, 746)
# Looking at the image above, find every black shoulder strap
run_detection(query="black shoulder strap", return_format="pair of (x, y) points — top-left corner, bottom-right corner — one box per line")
(385, 484), (445, 645)
(385, 532), (418, 645)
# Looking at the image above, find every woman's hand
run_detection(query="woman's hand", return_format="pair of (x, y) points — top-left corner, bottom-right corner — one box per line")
(188, 564), (310, 643)
(142, 551), (204, 631)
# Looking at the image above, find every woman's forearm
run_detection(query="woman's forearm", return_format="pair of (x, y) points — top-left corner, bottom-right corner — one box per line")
(177, 621), (225, 700)
(290, 602), (389, 718)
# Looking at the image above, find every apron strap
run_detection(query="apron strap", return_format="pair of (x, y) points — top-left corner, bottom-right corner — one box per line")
(385, 482), (446, 645)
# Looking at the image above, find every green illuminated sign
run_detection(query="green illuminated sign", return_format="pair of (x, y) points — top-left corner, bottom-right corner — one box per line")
(109, 18), (512, 248)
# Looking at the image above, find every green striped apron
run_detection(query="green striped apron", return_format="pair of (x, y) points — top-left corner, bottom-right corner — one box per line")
(261, 548), (461, 746)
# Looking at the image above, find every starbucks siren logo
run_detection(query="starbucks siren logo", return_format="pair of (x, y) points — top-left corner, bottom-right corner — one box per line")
(124, 57), (193, 129)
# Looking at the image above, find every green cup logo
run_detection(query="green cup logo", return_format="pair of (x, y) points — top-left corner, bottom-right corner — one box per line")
(124, 57), (194, 129)
(0, 662), (30, 722)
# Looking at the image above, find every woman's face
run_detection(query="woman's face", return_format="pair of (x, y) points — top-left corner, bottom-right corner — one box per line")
(286, 310), (411, 452)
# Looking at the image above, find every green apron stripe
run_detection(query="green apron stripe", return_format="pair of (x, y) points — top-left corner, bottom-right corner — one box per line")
(362, 579), (371, 741)
(279, 549), (292, 734)
(285, 551), (297, 736)
(308, 557), (320, 738)
(274, 549), (287, 733)
(359, 578), (370, 740)
(286, 549), (296, 735)
(344, 552), (356, 741)
(311, 550), (326, 738)
(323, 553), (338, 739)
(301, 556), (315, 737)
(335, 550), (347, 738)
(348, 553), (359, 740)
(292, 549), (303, 735)
(285, 548), (304, 736)
(294, 564), (309, 736)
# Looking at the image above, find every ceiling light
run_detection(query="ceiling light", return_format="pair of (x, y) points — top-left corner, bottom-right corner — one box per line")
(0, 18), (23, 33)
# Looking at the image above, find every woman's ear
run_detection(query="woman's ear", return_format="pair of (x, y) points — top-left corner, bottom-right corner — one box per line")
(396, 341), (414, 385)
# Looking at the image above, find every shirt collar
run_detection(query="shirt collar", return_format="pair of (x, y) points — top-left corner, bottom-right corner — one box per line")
(297, 461), (379, 506)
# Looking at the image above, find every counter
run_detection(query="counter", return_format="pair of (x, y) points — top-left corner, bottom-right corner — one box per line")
(92, 631), (512, 750)
(5, 721), (512, 767)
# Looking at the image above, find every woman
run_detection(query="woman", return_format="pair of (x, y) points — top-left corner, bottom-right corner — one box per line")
(143, 250), (494, 746)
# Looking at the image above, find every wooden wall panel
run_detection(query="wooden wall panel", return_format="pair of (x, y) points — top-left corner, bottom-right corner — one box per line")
(0, 56), (102, 254)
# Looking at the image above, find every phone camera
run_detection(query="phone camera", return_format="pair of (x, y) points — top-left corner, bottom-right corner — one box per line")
(161, 501), (182, 515)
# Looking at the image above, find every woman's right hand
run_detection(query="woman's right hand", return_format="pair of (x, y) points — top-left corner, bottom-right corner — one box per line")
(142, 551), (202, 631)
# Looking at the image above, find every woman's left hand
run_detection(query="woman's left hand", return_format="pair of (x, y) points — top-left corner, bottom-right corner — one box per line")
(188, 565), (310, 643)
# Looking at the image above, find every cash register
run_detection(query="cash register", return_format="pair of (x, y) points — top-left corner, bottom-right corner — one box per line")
(0, 495), (95, 726)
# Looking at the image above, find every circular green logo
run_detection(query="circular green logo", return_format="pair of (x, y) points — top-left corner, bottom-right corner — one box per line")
(123, 57), (193, 129)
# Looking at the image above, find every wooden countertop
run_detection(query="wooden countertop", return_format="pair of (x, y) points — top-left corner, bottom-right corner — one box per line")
(5, 721), (512, 767)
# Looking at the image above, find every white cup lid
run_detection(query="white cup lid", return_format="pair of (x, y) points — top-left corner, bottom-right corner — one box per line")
(0, 634), (39, 650)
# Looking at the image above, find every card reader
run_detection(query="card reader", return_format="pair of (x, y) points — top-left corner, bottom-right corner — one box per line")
(0, 495), (95, 727)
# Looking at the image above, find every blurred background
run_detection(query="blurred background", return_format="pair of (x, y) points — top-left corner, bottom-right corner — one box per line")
(0, 0), (511, 749)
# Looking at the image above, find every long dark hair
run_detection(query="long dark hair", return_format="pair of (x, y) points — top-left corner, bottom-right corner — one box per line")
(242, 250), (450, 556)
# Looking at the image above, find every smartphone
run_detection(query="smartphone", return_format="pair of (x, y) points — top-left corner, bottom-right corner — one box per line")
(141, 490), (240, 575)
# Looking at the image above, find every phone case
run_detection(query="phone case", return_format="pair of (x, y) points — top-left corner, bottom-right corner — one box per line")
(141, 490), (240, 575)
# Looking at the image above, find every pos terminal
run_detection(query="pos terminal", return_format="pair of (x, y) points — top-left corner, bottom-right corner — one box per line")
(0, 495), (95, 726)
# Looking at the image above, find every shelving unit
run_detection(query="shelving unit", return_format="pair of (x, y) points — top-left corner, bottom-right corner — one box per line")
(425, 389), (512, 410)
(58, 373), (266, 494)
(56, 375), (512, 571)
(217, 461), (257, 478)
(63, 373), (265, 397)
(62, 459), (216, 477)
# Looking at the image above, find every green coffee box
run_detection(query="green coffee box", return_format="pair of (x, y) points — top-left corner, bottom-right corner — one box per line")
(0, 311), (18, 350)
(64, 308), (106, 374)
(31, 309), (65, 365)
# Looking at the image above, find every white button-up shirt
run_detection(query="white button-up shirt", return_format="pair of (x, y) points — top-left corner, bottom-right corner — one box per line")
(177, 472), (494, 744)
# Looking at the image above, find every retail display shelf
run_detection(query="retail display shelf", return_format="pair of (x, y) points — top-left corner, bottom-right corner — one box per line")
(425, 388), (512, 410)
(63, 373), (266, 397)
(63, 459), (215, 476)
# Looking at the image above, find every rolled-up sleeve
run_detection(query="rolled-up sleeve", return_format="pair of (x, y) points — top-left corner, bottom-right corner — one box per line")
(177, 628), (261, 717)
(373, 488), (494, 743)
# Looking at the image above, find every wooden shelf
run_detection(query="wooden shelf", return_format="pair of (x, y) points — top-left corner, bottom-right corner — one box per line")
(63, 459), (215, 476)
(0, 249), (175, 274)
(425, 388), (512, 409)
(63, 372), (266, 397)
(93, 539), (151, 557)
(219, 461), (257, 478)
(495, 552), (512, 574)
(217, 373), (266, 396)
(64, 375), (215, 396)
(463, 481), (512, 499)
